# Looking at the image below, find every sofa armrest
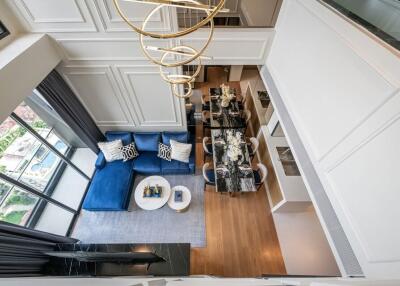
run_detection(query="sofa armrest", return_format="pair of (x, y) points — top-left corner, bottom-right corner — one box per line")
(188, 142), (195, 173)
(95, 152), (106, 169)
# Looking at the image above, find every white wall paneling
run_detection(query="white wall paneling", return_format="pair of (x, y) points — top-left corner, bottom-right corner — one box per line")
(179, 29), (274, 65)
(6, 0), (97, 32)
(265, 0), (400, 278)
(58, 65), (136, 131)
(116, 65), (185, 130)
(4, 0), (274, 131)
(94, 0), (173, 32)
(57, 38), (174, 61)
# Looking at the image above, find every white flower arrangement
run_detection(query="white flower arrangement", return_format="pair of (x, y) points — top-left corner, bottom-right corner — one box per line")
(220, 84), (235, 107)
(226, 130), (243, 161)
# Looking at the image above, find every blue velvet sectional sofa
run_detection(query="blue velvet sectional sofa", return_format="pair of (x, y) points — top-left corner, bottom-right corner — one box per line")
(82, 131), (195, 211)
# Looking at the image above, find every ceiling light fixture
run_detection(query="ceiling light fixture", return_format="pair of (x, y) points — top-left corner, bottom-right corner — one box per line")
(113, 0), (228, 98)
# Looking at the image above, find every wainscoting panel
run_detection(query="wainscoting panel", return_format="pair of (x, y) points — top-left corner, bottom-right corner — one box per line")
(266, 0), (400, 278)
(179, 29), (274, 65)
(267, 0), (397, 162)
(7, 0), (97, 32)
(58, 38), (173, 61)
(5, 0), (274, 132)
(94, 0), (173, 32)
(326, 114), (400, 263)
(59, 65), (135, 130)
(117, 66), (184, 129)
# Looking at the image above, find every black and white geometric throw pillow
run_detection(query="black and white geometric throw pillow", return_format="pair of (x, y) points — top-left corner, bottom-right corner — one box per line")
(119, 142), (139, 162)
(157, 142), (171, 161)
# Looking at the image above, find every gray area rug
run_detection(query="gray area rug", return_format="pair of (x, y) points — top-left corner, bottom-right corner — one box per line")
(72, 174), (206, 247)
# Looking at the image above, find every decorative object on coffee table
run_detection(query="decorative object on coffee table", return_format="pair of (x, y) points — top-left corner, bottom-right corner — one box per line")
(143, 185), (163, 198)
(168, 186), (191, 212)
(174, 190), (183, 202)
(134, 176), (171, 210)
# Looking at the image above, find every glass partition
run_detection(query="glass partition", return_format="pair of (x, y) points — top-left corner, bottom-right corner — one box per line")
(321, 0), (400, 51)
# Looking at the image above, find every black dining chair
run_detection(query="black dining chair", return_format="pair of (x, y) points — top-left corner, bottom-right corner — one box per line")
(202, 162), (216, 189)
(201, 94), (210, 111)
(247, 137), (259, 162)
(202, 136), (213, 162)
(210, 87), (222, 96)
(253, 163), (268, 190)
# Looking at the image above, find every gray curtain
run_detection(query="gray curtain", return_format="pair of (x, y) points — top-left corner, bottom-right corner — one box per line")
(0, 222), (77, 277)
(37, 70), (105, 153)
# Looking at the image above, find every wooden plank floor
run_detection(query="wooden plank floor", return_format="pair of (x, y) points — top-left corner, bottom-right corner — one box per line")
(190, 67), (286, 277)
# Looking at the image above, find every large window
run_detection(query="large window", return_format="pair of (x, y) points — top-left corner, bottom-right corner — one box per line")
(0, 98), (91, 235)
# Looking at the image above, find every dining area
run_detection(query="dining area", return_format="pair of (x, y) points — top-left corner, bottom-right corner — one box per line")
(201, 84), (268, 196)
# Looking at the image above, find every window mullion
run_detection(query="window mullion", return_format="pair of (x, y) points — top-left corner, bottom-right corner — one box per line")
(0, 173), (77, 214)
(10, 113), (90, 181)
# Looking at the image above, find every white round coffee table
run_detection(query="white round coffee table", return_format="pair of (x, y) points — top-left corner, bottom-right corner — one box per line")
(134, 176), (171, 210)
(168, 186), (191, 212)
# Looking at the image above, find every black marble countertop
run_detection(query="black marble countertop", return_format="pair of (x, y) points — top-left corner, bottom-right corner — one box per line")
(210, 97), (245, 129)
(43, 243), (190, 277)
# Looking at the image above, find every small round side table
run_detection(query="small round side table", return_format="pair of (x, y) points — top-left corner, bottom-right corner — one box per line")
(168, 186), (191, 212)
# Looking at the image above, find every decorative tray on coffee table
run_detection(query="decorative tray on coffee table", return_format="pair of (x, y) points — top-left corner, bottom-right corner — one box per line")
(143, 185), (163, 198)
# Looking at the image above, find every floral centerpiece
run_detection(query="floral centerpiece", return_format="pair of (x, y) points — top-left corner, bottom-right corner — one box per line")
(226, 130), (243, 161)
(220, 84), (235, 107)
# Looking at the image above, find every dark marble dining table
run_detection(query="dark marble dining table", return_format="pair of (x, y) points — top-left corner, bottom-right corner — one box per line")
(211, 129), (256, 193)
(209, 95), (245, 129)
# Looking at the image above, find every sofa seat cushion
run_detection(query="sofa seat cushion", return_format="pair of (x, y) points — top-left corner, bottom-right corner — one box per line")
(83, 160), (134, 211)
(132, 152), (161, 174)
(161, 159), (190, 175)
(133, 133), (160, 152)
(162, 132), (188, 146)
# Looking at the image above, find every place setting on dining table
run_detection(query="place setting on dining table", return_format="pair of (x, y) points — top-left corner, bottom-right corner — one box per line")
(209, 84), (246, 129)
(211, 128), (256, 195)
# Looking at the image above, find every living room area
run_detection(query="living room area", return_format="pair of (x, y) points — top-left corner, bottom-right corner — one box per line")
(0, 60), (338, 277)
(68, 65), (288, 277)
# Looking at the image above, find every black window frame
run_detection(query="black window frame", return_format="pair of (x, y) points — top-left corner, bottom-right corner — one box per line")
(0, 21), (10, 41)
(0, 110), (91, 234)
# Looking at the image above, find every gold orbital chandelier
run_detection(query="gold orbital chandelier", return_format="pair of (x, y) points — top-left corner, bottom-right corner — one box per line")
(113, 0), (228, 98)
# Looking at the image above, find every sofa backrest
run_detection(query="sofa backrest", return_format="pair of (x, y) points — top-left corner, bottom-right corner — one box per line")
(161, 132), (188, 146)
(104, 131), (190, 151)
(133, 132), (161, 152)
(105, 131), (133, 145)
